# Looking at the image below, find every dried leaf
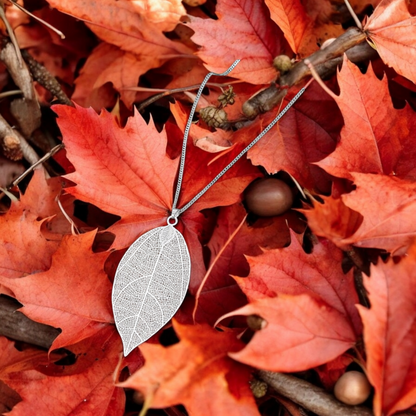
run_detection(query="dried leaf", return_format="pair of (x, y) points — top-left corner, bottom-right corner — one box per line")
(357, 247), (416, 416)
(265, 0), (313, 55)
(342, 173), (416, 253)
(188, 0), (284, 84)
(317, 58), (416, 180)
(0, 231), (114, 350)
(226, 294), (357, 371)
(120, 321), (260, 416)
(365, 0), (416, 84)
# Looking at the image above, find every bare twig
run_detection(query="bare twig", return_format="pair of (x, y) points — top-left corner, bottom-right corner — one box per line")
(21, 50), (73, 107)
(242, 28), (373, 119)
(11, 144), (63, 187)
(259, 371), (373, 416)
(0, 41), (41, 137)
(0, 89), (22, 99)
(7, 0), (65, 39)
(14, 130), (40, 165)
(0, 3), (22, 67)
(136, 81), (241, 112)
(0, 113), (22, 160)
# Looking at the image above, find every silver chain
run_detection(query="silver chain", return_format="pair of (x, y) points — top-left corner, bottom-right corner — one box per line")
(169, 60), (306, 223)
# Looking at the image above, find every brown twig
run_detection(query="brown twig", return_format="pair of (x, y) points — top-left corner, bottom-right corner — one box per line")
(21, 50), (73, 107)
(136, 81), (241, 112)
(0, 3), (22, 67)
(7, 0), (65, 39)
(11, 143), (63, 187)
(0, 295), (60, 349)
(243, 27), (373, 118)
(0, 113), (21, 160)
(258, 371), (373, 416)
(0, 40), (41, 137)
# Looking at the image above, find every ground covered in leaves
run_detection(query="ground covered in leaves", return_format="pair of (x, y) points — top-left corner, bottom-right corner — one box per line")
(1, 0), (416, 415)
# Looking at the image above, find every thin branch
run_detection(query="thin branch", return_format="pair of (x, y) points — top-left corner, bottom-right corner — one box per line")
(7, 0), (65, 39)
(304, 59), (338, 100)
(136, 81), (242, 112)
(258, 371), (373, 416)
(0, 3), (22, 67)
(0, 89), (22, 99)
(11, 144), (63, 187)
(243, 28), (371, 118)
(21, 50), (73, 106)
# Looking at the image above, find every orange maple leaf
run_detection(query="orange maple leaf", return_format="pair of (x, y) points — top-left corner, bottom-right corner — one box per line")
(342, 173), (416, 253)
(0, 231), (114, 350)
(226, 293), (357, 372)
(188, 0), (285, 84)
(357, 246), (416, 415)
(317, 58), (416, 180)
(121, 321), (259, 416)
(3, 327), (125, 416)
(365, 0), (416, 84)
(265, 0), (313, 55)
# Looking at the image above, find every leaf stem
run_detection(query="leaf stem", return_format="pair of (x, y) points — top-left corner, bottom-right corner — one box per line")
(192, 211), (247, 323)
(7, 0), (65, 39)
(304, 59), (338, 100)
(344, 0), (362, 30)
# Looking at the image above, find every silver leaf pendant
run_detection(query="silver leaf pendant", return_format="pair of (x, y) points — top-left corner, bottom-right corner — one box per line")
(112, 224), (191, 355)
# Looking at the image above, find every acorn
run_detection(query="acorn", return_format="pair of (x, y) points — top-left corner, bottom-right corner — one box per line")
(334, 371), (372, 405)
(273, 55), (293, 74)
(244, 178), (294, 217)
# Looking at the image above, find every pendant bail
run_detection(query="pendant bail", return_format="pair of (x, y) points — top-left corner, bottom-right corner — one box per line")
(167, 208), (180, 226)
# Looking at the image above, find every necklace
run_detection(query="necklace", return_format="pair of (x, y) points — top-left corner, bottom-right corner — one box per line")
(112, 60), (306, 356)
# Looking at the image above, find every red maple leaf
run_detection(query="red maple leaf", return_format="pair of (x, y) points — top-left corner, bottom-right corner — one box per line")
(226, 293), (357, 372)
(54, 104), (259, 289)
(0, 170), (65, 282)
(317, 58), (416, 180)
(193, 203), (304, 323)
(120, 320), (259, 416)
(188, 0), (285, 84)
(3, 327), (125, 416)
(300, 194), (363, 249)
(364, 0), (416, 84)
(245, 81), (343, 191)
(46, 0), (191, 108)
(0, 231), (113, 350)
(236, 233), (362, 335)
(357, 246), (416, 416)
(341, 173), (416, 253)
(264, 0), (313, 55)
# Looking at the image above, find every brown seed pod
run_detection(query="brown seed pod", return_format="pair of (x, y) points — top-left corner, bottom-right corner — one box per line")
(218, 86), (236, 107)
(249, 379), (268, 398)
(244, 178), (294, 217)
(247, 314), (267, 330)
(199, 106), (228, 128)
(273, 55), (293, 74)
(334, 371), (371, 405)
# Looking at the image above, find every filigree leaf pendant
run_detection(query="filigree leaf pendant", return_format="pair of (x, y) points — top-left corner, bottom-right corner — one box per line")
(112, 225), (191, 355)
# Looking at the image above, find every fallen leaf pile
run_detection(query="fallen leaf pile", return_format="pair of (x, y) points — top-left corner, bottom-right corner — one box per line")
(1, 0), (416, 415)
